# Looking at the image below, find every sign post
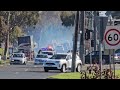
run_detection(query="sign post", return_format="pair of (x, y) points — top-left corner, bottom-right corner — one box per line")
(99, 16), (108, 79)
(104, 26), (120, 79)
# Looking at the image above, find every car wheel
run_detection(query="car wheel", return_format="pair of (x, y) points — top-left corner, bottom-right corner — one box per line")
(44, 68), (49, 72)
(76, 64), (81, 72)
(60, 64), (66, 73)
(23, 61), (26, 65)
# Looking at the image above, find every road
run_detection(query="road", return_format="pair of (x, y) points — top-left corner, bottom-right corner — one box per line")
(0, 62), (61, 79)
(0, 62), (120, 79)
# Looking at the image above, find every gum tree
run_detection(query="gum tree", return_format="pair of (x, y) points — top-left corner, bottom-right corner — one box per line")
(0, 11), (41, 60)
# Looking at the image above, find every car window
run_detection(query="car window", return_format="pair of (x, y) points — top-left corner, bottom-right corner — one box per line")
(42, 52), (53, 55)
(115, 49), (120, 53)
(50, 54), (67, 59)
(36, 55), (48, 58)
(13, 54), (23, 58)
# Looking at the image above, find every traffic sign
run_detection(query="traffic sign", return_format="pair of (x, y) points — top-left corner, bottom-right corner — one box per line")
(104, 26), (120, 49)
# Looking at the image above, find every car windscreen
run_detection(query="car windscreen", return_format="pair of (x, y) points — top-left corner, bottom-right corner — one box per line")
(42, 52), (53, 55)
(115, 49), (120, 53)
(50, 54), (67, 59)
(36, 55), (48, 58)
(13, 54), (23, 58)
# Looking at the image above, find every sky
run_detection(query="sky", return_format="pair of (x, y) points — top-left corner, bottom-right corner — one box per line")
(99, 11), (107, 16)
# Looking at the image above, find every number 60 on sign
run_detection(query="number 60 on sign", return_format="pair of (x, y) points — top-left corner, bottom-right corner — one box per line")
(104, 26), (120, 49)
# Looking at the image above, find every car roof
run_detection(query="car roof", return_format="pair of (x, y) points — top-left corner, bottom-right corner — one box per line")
(12, 53), (24, 54)
(41, 51), (55, 52)
(37, 54), (48, 56)
(55, 53), (71, 55)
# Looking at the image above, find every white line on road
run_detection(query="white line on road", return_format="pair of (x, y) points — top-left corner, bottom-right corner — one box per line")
(15, 72), (19, 74)
(25, 69), (28, 71)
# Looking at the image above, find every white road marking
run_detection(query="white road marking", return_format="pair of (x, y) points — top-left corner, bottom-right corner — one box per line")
(34, 66), (37, 67)
(15, 72), (19, 74)
(25, 69), (28, 71)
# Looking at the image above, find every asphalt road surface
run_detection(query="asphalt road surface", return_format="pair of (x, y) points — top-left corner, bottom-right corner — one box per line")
(0, 62), (120, 79)
(0, 62), (61, 79)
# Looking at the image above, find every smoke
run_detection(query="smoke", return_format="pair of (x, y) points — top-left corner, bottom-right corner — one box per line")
(25, 11), (75, 54)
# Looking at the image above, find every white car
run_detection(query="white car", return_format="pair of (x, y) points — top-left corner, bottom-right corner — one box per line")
(34, 54), (48, 65)
(43, 53), (82, 72)
(10, 53), (27, 65)
(41, 51), (55, 58)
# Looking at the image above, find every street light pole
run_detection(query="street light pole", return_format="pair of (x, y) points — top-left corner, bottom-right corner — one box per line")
(79, 11), (85, 65)
(93, 11), (98, 51)
(71, 11), (80, 72)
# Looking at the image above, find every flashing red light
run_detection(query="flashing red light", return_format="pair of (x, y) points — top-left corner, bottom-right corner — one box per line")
(48, 46), (52, 49)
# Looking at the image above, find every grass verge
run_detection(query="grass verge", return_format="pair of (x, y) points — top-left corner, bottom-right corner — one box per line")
(49, 70), (120, 79)
(0, 60), (10, 65)
(49, 72), (81, 79)
(0, 48), (4, 56)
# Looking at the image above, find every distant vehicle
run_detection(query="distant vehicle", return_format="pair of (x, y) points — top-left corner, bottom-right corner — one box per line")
(114, 49), (120, 64)
(85, 51), (110, 64)
(41, 51), (55, 58)
(17, 35), (34, 61)
(34, 54), (49, 65)
(38, 46), (55, 58)
(10, 53), (27, 65)
(43, 53), (82, 72)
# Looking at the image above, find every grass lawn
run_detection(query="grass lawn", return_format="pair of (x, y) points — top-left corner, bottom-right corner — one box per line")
(49, 70), (120, 79)
(0, 60), (10, 65)
(49, 72), (81, 79)
(0, 48), (4, 56)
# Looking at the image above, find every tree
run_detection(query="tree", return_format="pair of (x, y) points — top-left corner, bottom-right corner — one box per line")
(9, 26), (24, 45)
(0, 11), (40, 60)
(60, 11), (75, 27)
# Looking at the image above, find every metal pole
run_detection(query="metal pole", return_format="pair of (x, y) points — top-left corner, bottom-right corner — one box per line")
(93, 11), (98, 51)
(90, 39), (92, 66)
(109, 14), (112, 73)
(79, 11), (85, 65)
(113, 49), (115, 79)
(109, 50), (112, 71)
(99, 17), (103, 79)
(71, 11), (79, 72)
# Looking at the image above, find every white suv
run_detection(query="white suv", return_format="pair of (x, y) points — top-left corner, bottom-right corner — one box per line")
(10, 53), (27, 65)
(43, 53), (82, 72)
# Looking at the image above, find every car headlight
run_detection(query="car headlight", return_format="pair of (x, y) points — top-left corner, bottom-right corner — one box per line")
(11, 60), (14, 61)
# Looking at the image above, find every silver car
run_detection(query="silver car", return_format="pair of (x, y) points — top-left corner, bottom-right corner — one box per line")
(34, 54), (48, 65)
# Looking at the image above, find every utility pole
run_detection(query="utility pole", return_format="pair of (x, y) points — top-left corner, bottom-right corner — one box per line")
(93, 11), (98, 51)
(79, 11), (85, 65)
(99, 15), (108, 79)
(71, 11), (80, 72)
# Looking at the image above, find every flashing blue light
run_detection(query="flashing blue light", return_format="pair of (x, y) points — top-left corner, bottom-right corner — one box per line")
(41, 48), (48, 51)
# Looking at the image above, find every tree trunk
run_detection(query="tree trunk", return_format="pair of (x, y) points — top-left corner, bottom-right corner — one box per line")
(3, 11), (10, 60)
(4, 33), (9, 60)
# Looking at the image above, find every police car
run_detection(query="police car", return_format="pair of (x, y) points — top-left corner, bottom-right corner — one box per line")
(43, 53), (82, 72)
(38, 46), (55, 58)
(34, 54), (48, 65)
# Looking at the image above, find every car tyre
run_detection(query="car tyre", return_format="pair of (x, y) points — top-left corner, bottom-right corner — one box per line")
(60, 64), (66, 73)
(76, 64), (81, 72)
(44, 68), (49, 72)
(23, 61), (26, 65)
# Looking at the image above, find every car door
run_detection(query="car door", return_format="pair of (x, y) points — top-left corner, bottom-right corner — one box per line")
(66, 55), (72, 68)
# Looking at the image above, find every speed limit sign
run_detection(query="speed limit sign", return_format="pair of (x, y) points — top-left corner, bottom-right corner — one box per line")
(104, 26), (120, 49)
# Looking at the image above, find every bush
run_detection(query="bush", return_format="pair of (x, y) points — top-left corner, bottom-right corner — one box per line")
(81, 65), (119, 79)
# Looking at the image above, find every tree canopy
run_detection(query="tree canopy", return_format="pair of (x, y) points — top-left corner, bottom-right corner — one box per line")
(60, 11), (75, 27)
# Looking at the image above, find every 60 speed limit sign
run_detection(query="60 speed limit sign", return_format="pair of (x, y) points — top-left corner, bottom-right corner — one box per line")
(104, 26), (120, 49)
